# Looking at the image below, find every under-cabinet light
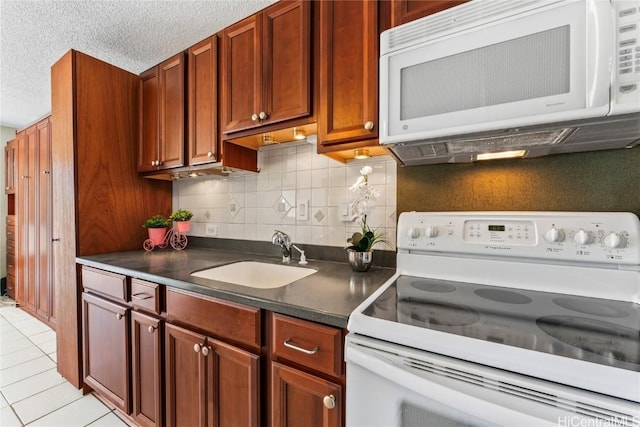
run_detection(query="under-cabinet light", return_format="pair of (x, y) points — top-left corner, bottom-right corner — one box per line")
(476, 150), (526, 161)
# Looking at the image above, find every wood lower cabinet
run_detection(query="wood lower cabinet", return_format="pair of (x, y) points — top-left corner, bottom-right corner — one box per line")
(165, 323), (260, 427)
(317, 0), (379, 154)
(131, 311), (163, 427)
(271, 362), (342, 427)
(82, 292), (131, 413)
(271, 314), (344, 426)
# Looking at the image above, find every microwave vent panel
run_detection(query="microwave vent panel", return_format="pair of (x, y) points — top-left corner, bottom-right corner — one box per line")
(384, 0), (562, 54)
(445, 129), (574, 154)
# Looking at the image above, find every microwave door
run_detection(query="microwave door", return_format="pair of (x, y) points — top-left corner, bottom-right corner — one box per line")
(380, 0), (612, 144)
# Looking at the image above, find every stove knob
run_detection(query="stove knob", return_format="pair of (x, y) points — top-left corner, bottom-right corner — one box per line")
(544, 227), (565, 243)
(603, 232), (626, 249)
(407, 228), (421, 239)
(574, 229), (593, 245)
(424, 226), (438, 238)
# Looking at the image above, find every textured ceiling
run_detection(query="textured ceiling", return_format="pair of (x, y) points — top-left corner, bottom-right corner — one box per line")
(0, 0), (277, 129)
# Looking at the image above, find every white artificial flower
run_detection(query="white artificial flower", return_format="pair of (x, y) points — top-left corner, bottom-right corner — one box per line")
(360, 165), (373, 176)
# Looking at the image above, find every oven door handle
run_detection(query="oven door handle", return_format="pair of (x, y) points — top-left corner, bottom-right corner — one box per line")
(346, 341), (560, 426)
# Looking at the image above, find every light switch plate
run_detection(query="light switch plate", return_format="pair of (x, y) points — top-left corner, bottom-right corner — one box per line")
(339, 202), (353, 222)
(206, 224), (218, 237)
(297, 200), (309, 221)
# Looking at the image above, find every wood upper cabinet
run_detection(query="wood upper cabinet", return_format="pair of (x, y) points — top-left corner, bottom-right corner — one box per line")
(82, 292), (131, 413)
(131, 311), (163, 427)
(139, 52), (185, 172)
(188, 36), (219, 165)
(390, 0), (468, 27)
(317, 0), (379, 153)
(4, 138), (17, 194)
(165, 323), (260, 427)
(221, 0), (311, 134)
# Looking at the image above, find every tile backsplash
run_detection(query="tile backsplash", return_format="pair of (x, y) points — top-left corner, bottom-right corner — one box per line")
(173, 141), (397, 249)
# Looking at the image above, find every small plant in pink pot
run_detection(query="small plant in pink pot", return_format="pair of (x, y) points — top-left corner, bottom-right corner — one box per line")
(143, 214), (170, 245)
(169, 209), (193, 233)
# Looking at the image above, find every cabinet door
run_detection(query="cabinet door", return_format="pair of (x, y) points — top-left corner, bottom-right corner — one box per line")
(14, 131), (26, 306)
(132, 311), (162, 427)
(271, 362), (341, 427)
(221, 14), (262, 133)
(208, 339), (260, 427)
(4, 139), (16, 194)
(36, 118), (52, 322)
(391, 0), (467, 27)
(188, 36), (218, 165)
(23, 125), (37, 312)
(318, 0), (378, 150)
(82, 292), (131, 413)
(165, 323), (207, 427)
(139, 67), (160, 172)
(262, 0), (311, 126)
(159, 53), (185, 169)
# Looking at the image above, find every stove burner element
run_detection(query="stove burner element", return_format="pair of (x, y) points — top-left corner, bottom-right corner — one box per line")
(474, 288), (532, 304)
(552, 297), (630, 318)
(399, 301), (481, 327)
(536, 315), (640, 365)
(410, 280), (456, 293)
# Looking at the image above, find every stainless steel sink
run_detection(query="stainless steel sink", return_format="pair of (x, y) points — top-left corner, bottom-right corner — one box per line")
(190, 261), (316, 289)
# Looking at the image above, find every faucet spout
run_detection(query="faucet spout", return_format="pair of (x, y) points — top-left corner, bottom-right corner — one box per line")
(272, 230), (292, 263)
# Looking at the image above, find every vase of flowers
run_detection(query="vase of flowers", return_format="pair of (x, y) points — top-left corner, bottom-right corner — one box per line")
(346, 166), (388, 272)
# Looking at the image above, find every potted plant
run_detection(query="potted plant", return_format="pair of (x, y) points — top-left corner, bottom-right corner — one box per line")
(169, 209), (193, 233)
(143, 214), (170, 245)
(346, 166), (388, 272)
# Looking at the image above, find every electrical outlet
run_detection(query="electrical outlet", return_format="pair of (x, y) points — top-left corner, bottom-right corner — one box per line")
(297, 200), (309, 221)
(206, 224), (218, 237)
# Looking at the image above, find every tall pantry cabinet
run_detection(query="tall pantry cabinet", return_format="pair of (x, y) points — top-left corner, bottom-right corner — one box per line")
(51, 50), (172, 388)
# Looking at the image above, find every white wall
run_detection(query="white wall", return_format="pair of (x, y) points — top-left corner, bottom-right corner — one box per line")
(1, 126), (17, 280)
(173, 141), (397, 251)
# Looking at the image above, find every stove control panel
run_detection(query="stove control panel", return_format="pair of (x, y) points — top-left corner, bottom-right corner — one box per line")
(398, 212), (640, 265)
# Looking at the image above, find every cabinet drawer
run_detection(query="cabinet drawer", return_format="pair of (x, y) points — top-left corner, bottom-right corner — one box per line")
(81, 266), (128, 303)
(6, 216), (15, 226)
(166, 288), (261, 350)
(6, 225), (15, 243)
(272, 314), (342, 378)
(130, 279), (162, 315)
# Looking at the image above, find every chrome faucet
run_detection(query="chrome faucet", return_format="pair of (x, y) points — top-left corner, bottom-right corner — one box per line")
(272, 230), (292, 263)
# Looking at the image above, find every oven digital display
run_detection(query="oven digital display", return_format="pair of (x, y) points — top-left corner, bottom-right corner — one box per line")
(488, 225), (505, 232)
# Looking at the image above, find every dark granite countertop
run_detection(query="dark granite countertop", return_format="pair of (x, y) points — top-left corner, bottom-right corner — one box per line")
(76, 247), (395, 328)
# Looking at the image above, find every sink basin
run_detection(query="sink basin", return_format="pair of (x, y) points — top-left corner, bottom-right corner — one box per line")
(190, 261), (316, 289)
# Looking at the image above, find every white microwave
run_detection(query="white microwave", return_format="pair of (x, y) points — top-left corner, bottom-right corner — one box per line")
(379, 0), (640, 165)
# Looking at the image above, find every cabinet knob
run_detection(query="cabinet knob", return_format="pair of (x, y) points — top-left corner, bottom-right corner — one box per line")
(323, 395), (336, 409)
(148, 325), (156, 333)
(116, 313), (123, 320)
(201, 346), (210, 357)
(193, 343), (201, 353)
(364, 121), (374, 131)
(207, 151), (213, 157)
(42, 170), (50, 175)
(21, 175), (29, 179)
(52, 238), (60, 242)
(251, 113), (259, 122)
(258, 111), (268, 120)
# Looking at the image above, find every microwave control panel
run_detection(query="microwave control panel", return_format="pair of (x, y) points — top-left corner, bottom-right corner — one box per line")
(614, 0), (640, 109)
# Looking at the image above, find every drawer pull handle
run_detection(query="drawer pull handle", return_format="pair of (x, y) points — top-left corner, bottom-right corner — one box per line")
(284, 339), (318, 355)
(132, 292), (152, 300)
(323, 395), (336, 409)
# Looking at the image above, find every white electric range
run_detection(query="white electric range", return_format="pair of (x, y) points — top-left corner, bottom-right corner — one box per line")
(347, 212), (640, 427)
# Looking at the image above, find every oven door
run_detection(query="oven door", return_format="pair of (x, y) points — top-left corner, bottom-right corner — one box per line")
(346, 334), (634, 427)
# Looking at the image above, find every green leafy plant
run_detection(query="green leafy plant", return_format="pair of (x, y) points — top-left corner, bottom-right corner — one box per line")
(169, 209), (193, 222)
(143, 214), (170, 228)
(347, 219), (388, 252)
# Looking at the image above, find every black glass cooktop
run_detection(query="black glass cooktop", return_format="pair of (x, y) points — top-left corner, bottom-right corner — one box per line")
(362, 276), (640, 372)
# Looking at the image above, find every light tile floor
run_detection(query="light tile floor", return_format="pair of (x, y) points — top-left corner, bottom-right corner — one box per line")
(0, 298), (130, 426)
